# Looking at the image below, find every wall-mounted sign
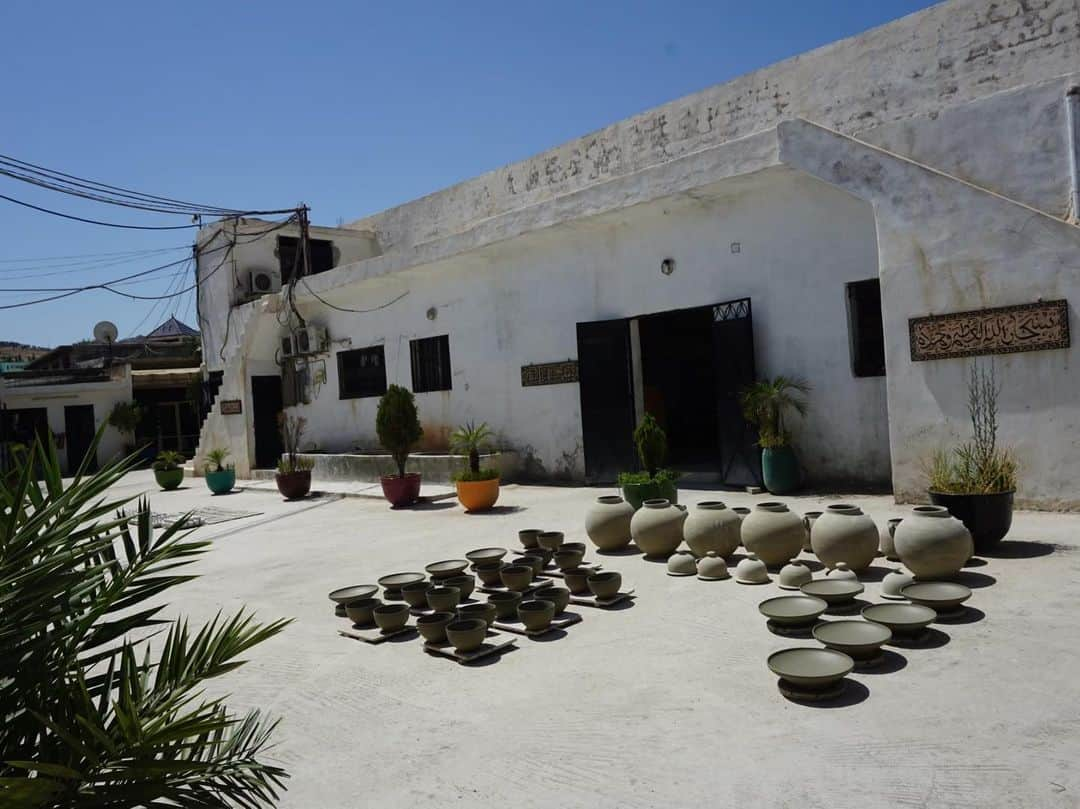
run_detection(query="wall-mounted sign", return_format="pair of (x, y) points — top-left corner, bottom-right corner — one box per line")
(220, 399), (243, 415)
(909, 299), (1069, 362)
(521, 360), (579, 387)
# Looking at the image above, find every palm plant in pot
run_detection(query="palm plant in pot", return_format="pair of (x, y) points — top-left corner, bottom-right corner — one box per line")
(926, 361), (1017, 553)
(617, 414), (679, 510)
(151, 449), (185, 490)
(376, 384), (423, 507)
(740, 375), (809, 495)
(204, 446), (236, 494)
(276, 414), (313, 500)
(451, 421), (499, 512)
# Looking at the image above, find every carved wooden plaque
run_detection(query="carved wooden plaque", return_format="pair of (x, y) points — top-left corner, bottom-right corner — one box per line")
(521, 361), (579, 387)
(219, 399), (243, 415)
(909, 300), (1069, 362)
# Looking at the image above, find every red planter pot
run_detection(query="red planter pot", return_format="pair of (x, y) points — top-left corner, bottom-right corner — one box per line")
(381, 473), (421, 507)
(275, 470), (311, 500)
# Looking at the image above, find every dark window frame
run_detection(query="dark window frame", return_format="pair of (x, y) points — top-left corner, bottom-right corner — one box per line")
(410, 334), (452, 393)
(845, 278), (886, 378)
(277, 236), (335, 283)
(337, 344), (388, 400)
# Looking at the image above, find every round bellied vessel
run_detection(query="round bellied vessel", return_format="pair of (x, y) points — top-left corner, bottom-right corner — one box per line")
(893, 506), (973, 580)
(682, 501), (741, 558)
(741, 502), (805, 566)
(811, 504), (878, 572)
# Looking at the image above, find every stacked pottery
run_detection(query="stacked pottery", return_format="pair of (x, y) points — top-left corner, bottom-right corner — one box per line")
(810, 504), (878, 572)
(880, 518), (902, 561)
(584, 495), (635, 551)
(892, 505), (973, 579)
(682, 501), (741, 558)
(630, 498), (687, 559)
(740, 502), (805, 566)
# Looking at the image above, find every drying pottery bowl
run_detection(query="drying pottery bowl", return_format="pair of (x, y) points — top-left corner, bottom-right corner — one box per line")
(329, 584), (378, 606)
(881, 568), (916, 600)
(425, 559), (470, 580)
(696, 551), (729, 580)
(372, 603), (410, 632)
(400, 581), (432, 608)
(416, 611), (455, 643)
(522, 547), (553, 567)
(861, 602), (937, 635)
(445, 618), (488, 652)
(562, 567), (592, 595)
(426, 586), (461, 612)
(466, 547), (508, 567)
(587, 571), (622, 599)
(778, 559), (813, 590)
(561, 542), (587, 556)
(499, 564), (534, 592)
(812, 620), (892, 659)
(800, 579), (864, 605)
(537, 531), (565, 552)
(767, 647), (854, 690)
(474, 562), (505, 585)
(513, 555), (545, 576)
(667, 551), (698, 576)
(443, 575), (475, 600)
(518, 599), (556, 631)
(534, 585), (570, 614)
(458, 601), (497, 628)
(734, 553), (770, 585)
(554, 548), (585, 570)
(518, 528), (543, 549)
(344, 597), (381, 626)
(900, 581), (972, 612)
(757, 595), (828, 627)
(377, 572), (425, 594)
(487, 590), (522, 619)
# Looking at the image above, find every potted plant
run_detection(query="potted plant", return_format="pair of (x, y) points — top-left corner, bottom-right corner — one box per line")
(276, 414), (312, 500)
(204, 447), (235, 495)
(151, 450), (185, 491)
(740, 375), (810, 495)
(617, 414), (679, 510)
(926, 361), (1016, 553)
(451, 421), (500, 512)
(376, 384), (424, 507)
(108, 401), (143, 458)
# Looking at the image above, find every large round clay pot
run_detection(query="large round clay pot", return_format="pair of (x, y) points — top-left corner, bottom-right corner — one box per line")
(275, 470), (311, 500)
(761, 446), (800, 495)
(682, 501), (741, 558)
(629, 498), (687, 559)
(810, 504), (879, 572)
(456, 477), (500, 512)
(741, 502), (805, 567)
(893, 505), (973, 579)
(381, 473), (421, 507)
(584, 496), (634, 551)
(928, 490), (1013, 553)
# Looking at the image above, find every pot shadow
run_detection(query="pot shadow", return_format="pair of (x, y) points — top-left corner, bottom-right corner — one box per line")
(405, 501), (458, 511)
(953, 571), (997, 589)
(886, 627), (950, 650)
(933, 606), (986, 625)
(425, 492), (458, 503)
(640, 555), (670, 565)
(825, 598), (872, 617)
(598, 598), (636, 612)
(962, 556), (988, 568)
(854, 649), (907, 675)
(857, 565), (893, 582)
(460, 644), (521, 667)
(387, 628), (419, 643)
(800, 558), (827, 572)
(595, 546), (643, 557)
(464, 505), (525, 516)
(981, 540), (1059, 559)
(209, 489), (243, 496)
(528, 628), (568, 643)
(780, 678), (869, 708)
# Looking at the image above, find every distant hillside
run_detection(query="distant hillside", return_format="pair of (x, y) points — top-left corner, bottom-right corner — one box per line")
(0, 341), (51, 362)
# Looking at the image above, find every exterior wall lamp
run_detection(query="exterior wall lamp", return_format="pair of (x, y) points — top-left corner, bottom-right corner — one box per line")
(660, 258), (676, 276)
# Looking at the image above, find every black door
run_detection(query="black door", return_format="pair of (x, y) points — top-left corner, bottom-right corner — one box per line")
(1, 407), (50, 479)
(252, 376), (284, 469)
(576, 319), (637, 483)
(64, 404), (97, 474)
(711, 297), (761, 487)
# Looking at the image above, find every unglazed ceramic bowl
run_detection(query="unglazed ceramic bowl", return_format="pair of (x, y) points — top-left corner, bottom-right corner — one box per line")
(554, 548), (585, 570)
(562, 567), (592, 595)
(377, 572), (425, 592)
(825, 562), (860, 582)
(372, 603), (410, 632)
(466, 547), (508, 567)
(537, 531), (565, 552)
(667, 551), (698, 576)
(329, 584), (377, 605)
(513, 555), (544, 576)
(561, 542), (587, 556)
(861, 602), (937, 635)
(487, 590), (522, 619)
(697, 551), (730, 580)
(800, 579), (864, 605)
(812, 619), (892, 659)
(521, 547), (553, 567)
(445, 618), (487, 652)
(425, 559), (470, 580)
(757, 595), (828, 627)
(499, 564), (534, 592)
(767, 647), (854, 690)
(518, 599), (556, 631)
(425, 586), (461, 611)
(474, 562), (505, 585)
(734, 553), (770, 585)
(400, 580), (432, 608)
(533, 585), (570, 614)
(778, 559), (813, 590)
(344, 597), (381, 626)
(416, 611), (455, 643)
(442, 575), (475, 600)
(900, 581), (972, 612)
(587, 571), (622, 599)
(518, 529), (543, 549)
(457, 601), (497, 628)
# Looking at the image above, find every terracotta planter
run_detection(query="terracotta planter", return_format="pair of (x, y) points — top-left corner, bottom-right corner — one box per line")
(893, 505), (973, 579)
(456, 477), (500, 512)
(621, 479), (678, 511)
(928, 490), (1013, 553)
(205, 468), (235, 495)
(381, 473), (421, 507)
(683, 501), (741, 558)
(741, 502), (805, 566)
(629, 498), (686, 559)
(584, 495), (634, 551)
(810, 504), (879, 572)
(154, 468), (184, 491)
(275, 470), (311, 500)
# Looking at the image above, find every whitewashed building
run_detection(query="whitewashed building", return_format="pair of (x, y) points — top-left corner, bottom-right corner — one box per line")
(194, 0), (1080, 509)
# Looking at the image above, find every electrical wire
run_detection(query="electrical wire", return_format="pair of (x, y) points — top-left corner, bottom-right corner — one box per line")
(298, 277), (410, 313)
(0, 193), (202, 230)
(0, 244), (188, 264)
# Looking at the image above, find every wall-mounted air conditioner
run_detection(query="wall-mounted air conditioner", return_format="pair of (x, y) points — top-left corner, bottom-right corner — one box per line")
(294, 325), (328, 355)
(280, 333), (296, 359)
(247, 267), (282, 297)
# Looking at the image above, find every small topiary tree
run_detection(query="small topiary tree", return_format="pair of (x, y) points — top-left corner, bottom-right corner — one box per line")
(376, 385), (423, 478)
(633, 413), (667, 478)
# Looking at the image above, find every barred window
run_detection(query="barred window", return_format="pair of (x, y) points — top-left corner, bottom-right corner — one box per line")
(410, 335), (452, 393)
(337, 345), (387, 399)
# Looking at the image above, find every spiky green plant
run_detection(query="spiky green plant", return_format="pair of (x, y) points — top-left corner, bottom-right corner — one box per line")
(739, 376), (810, 448)
(276, 414), (312, 475)
(205, 447), (233, 473)
(632, 414), (667, 478)
(0, 432), (290, 807)
(375, 385), (423, 478)
(151, 450), (185, 472)
(449, 421), (494, 476)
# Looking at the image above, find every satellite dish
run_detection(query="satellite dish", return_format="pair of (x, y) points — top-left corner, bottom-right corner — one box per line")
(93, 321), (119, 344)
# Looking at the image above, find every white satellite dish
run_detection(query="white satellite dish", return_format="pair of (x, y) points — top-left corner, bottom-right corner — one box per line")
(93, 320), (119, 344)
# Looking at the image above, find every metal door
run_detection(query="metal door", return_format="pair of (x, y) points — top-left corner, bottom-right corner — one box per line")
(251, 376), (284, 469)
(576, 319), (637, 483)
(711, 297), (761, 487)
(64, 404), (97, 474)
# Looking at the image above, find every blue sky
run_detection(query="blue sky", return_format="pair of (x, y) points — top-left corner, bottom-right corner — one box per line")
(0, 0), (936, 346)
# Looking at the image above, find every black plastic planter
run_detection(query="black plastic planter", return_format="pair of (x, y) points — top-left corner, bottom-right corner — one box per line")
(928, 490), (1014, 553)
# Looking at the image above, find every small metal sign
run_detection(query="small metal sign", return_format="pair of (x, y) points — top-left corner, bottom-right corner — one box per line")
(219, 399), (242, 415)
(521, 360), (579, 387)
(909, 299), (1070, 362)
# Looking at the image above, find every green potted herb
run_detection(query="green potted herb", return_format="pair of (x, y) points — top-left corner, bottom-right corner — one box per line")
(204, 447), (235, 495)
(617, 414), (679, 510)
(740, 376), (809, 495)
(152, 450), (185, 491)
(376, 385), (424, 507)
(276, 414), (313, 500)
(450, 421), (499, 512)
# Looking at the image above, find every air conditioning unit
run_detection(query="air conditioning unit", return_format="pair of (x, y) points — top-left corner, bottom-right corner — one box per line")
(279, 333), (296, 359)
(294, 325), (328, 355)
(247, 267), (282, 297)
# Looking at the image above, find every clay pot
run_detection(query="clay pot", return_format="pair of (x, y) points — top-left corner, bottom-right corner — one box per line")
(696, 551), (729, 581)
(825, 562), (860, 582)
(812, 620), (892, 660)
(810, 504), (878, 572)
(562, 542), (587, 556)
(537, 531), (565, 551)
(767, 648), (853, 691)
(518, 529), (543, 549)
(344, 597), (381, 626)
(667, 551), (698, 577)
(456, 477), (500, 512)
(553, 548), (585, 570)
(802, 511), (823, 552)
(893, 505), (973, 580)
(487, 591), (522, 619)
(758, 595), (828, 627)
(880, 518), (902, 561)
(380, 472), (421, 507)
(799, 579), (864, 605)
(682, 501), (741, 558)
(457, 601), (497, 628)
(880, 568), (916, 600)
(741, 502), (805, 566)
(522, 547), (553, 567)
(900, 581), (972, 612)
(499, 564), (534, 592)
(466, 547), (508, 567)
(518, 599), (556, 631)
(562, 567), (592, 595)
(416, 611), (455, 643)
(513, 555), (544, 576)
(861, 602), (936, 636)
(400, 581), (432, 608)
(585, 495), (635, 551)
(442, 575), (475, 600)
(425, 559), (469, 580)
(474, 562), (505, 586)
(734, 553), (771, 585)
(630, 498), (687, 559)
(445, 618), (487, 652)
(425, 586), (461, 612)
(275, 470), (310, 500)
(587, 571), (622, 599)
(372, 603), (410, 632)
(778, 559), (813, 590)
(534, 585), (570, 614)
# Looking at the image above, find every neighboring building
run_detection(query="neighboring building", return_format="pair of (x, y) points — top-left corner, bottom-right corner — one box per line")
(0, 361), (27, 376)
(195, 0), (1080, 509)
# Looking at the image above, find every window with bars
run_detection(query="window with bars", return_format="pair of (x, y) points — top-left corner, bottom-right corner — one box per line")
(410, 335), (452, 393)
(846, 279), (886, 377)
(337, 345), (387, 399)
(277, 236), (335, 283)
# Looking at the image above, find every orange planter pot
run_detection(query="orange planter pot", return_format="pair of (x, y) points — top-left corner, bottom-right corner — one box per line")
(456, 478), (500, 512)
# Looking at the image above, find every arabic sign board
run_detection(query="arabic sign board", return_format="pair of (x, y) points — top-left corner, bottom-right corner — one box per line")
(220, 399), (242, 415)
(521, 361), (579, 387)
(909, 300), (1069, 362)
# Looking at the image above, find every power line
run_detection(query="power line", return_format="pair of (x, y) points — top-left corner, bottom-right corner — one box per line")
(0, 244), (188, 263)
(0, 192), (202, 230)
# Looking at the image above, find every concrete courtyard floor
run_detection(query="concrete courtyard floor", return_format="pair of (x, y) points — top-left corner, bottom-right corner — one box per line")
(121, 471), (1080, 808)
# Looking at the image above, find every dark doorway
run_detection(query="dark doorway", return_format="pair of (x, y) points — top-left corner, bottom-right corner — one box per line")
(1, 407), (50, 479)
(709, 298), (760, 487)
(64, 404), (97, 474)
(576, 319), (637, 482)
(252, 375), (284, 469)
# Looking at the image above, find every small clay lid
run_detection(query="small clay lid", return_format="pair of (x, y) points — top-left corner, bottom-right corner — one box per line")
(667, 551), (697, 577)
(328, 584), (378, 604)
(778, 559), (813, 590)
(466, 547), (508, 564)
(425, 559), (470, 578)
(377, 572), (425, 590)
(734, 553), (770, 585)
(697, 551), (729, 581)
(825, 562), (860, 582)
(900, 581), (972, 609)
